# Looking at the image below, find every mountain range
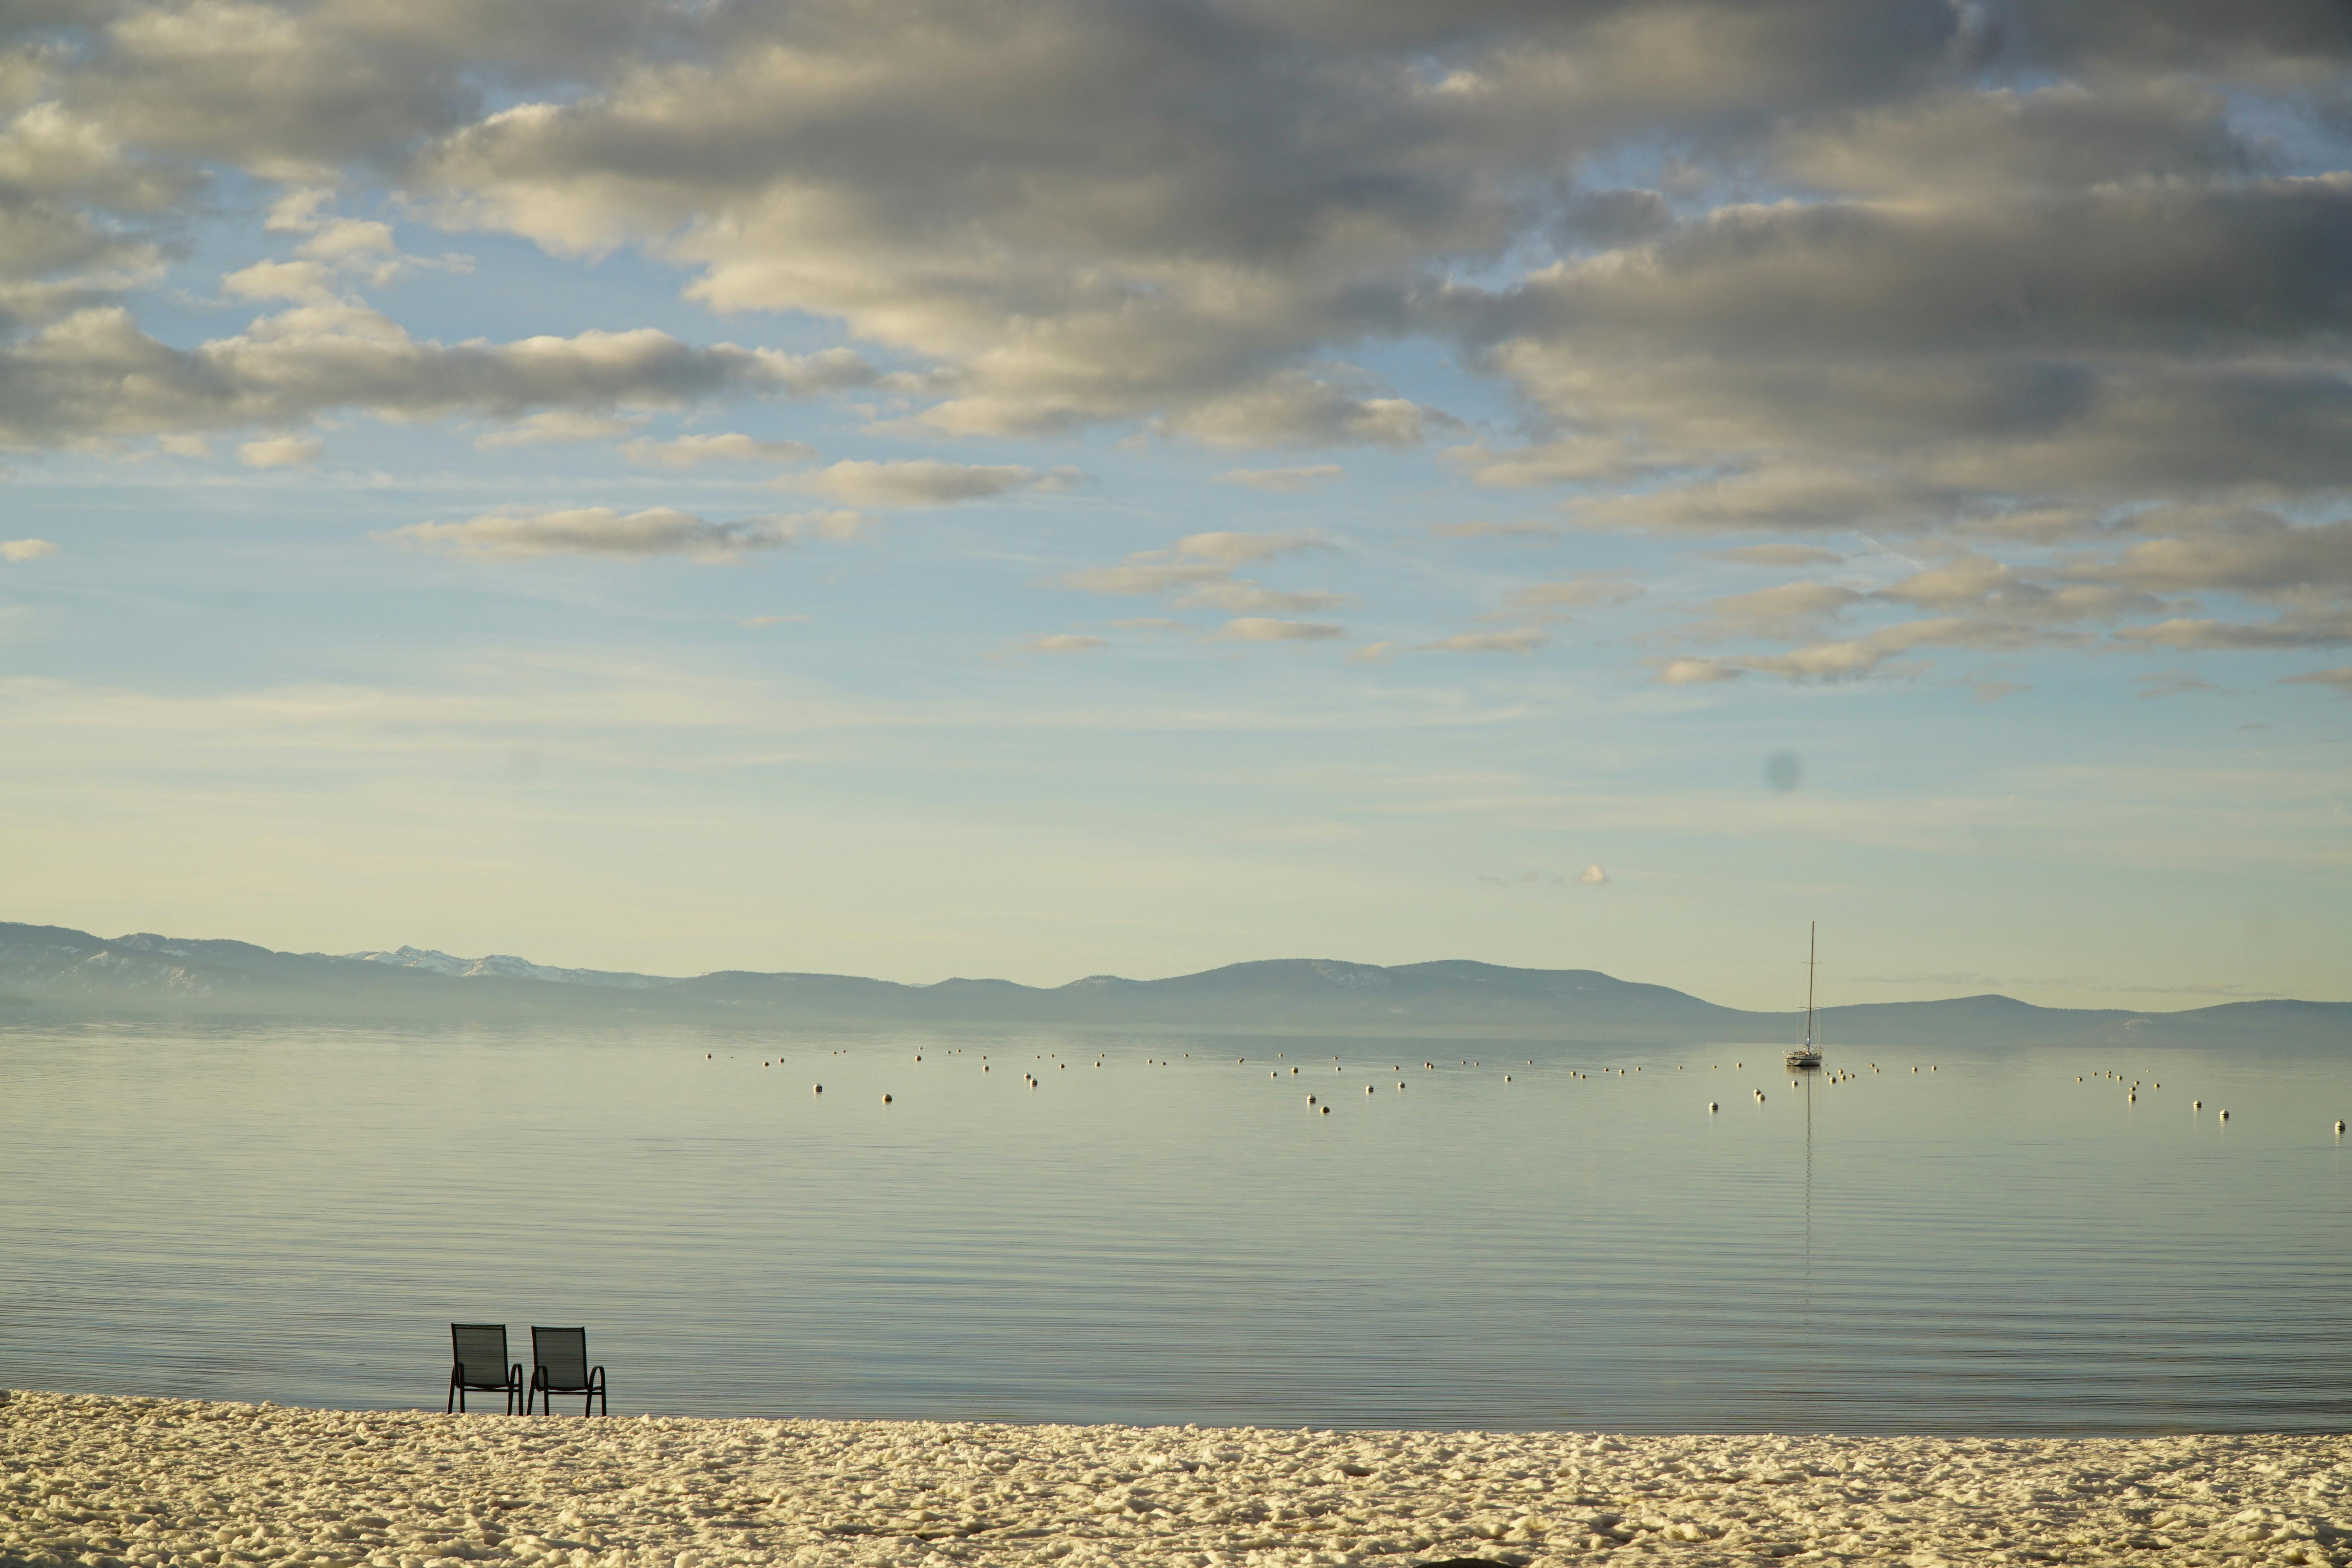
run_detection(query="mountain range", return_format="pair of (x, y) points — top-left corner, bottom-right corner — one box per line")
(1, 918), (2343, 1048)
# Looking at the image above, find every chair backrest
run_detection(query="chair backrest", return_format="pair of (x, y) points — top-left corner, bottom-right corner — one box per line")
(451, 1323), (510, 1385)
(532, 1326), (589, 1389)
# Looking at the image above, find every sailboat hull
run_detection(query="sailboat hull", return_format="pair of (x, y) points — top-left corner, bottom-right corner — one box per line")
(1786, 1050), (1822, 1069)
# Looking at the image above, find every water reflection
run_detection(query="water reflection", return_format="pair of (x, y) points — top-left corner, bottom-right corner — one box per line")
(1, 1019), (2348, 1434)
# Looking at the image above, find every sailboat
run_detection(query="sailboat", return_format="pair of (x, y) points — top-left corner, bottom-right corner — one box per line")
(1786, 922), (1824, 1071)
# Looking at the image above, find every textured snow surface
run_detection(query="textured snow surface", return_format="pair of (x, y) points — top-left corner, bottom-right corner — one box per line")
(3, 1392), (2348, 1568)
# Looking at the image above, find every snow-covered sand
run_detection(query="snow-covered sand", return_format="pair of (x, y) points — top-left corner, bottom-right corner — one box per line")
(4, 1391), (2344, 1567)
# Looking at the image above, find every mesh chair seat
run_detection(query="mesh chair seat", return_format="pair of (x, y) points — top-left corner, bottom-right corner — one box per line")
(528, 1326), (608, 1416)
(448, 1323), (524, 1414)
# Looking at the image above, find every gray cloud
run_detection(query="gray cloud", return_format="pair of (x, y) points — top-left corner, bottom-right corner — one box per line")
(0, 301), (872, 449)
(6, 0), (2352, 697)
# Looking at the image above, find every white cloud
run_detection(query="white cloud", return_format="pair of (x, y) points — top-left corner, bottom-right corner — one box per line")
(793, 459), (1069, 507)
(474, 410), (642, 451)
(1653, 658), (1745, 685)
(1501, 575), (1643, 619)
(1011, 633), (1108, 656)
(1419, 628), (1548, 655)
(1346, 641), (1397, 664)
(2, 538), (59, 563)
(1215, 465), (1344, 494)
(1176, 581), (1353, 614)
(1430, 521), (1561, 543)
(736, 614), (808, 629)
(624, 433), (817, 468)
(236, 432), (321, 468)
(1209, 618), (1344, 642)
(1173, 532), (1330, 568)
(381, 506), (865, 562)
(2281, 666), (2352, 694)
(1707, 543), (1846, 567)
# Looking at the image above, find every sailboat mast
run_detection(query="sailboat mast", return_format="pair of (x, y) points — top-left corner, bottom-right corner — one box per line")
(1804, 920), (1816, 1048)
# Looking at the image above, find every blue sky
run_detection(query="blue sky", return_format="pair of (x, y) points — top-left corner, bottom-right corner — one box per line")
(3, 2), (2348, 1006)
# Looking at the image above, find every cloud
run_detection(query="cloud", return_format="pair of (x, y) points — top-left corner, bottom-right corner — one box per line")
(1429, 521), (1561, 543)
(1210, 617), (1343, 643)
(1, 538), (58, 563)
(236, 432), (321, 468)
(382, 506), (864, 562)
(1707, 543), (1846, 568)
(793, 459), (1070, 506)
(1653, 657), (1744, 685)
(2282, 666), (2352, 693)
(1346, 641), (1396, 664)
(1057, 532), (1340, 613)
(2136, 670), (2218, 699)
(735, 614), (807, 628)
(1216, 465), (1343, 493)
(0, 304), (873, 450)
(2082, 512), (2352, 595)
(2116, 609), (2352, 651)
(1501, 575), (1643, 620)
(10, 0), (2352, 699)
(474, 410), (641, 450)
(1007, 632), (1108, 656)
(623, 433), (817, 468)
(1419, 628), (1548, 655)
(1178, 582), (1353, 614)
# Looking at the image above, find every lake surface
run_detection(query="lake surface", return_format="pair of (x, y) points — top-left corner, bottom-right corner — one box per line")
(2, 1017), (2348, 1434)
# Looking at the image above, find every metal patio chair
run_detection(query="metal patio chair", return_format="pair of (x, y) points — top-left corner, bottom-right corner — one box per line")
(528, 1325), (608, 1416)
(447, 1323), (524, 1413)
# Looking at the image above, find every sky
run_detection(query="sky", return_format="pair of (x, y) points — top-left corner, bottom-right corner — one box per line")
(3, 0), (2350, 1009)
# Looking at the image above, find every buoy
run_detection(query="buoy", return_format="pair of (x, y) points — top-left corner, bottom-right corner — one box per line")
(882, 1094), (892, 1104)
(813, 1084), (822, 1094)
(2220, 1109), (2229, 1121)
(2194, 1099), (2201, 1109)
(2336, 1120), (2345, 1134)
(1320, 1105), (1330, 1115)
(1709, 1102), (1718, 1112)
(1307, 1095), (1316, 1105)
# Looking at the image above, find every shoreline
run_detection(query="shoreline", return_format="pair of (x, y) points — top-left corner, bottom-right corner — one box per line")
(4, 1392), (2346, 1567)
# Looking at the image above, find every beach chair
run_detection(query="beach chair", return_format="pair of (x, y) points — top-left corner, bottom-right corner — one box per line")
(447, 1323), (524, 1413)
(528, 1326), (608, 1416)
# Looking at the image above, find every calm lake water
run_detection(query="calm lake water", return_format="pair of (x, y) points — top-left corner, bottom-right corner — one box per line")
(2, 1017), (2348, 1434)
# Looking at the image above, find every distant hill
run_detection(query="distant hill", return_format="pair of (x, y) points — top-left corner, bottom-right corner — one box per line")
(0, 919), (2343, 1048)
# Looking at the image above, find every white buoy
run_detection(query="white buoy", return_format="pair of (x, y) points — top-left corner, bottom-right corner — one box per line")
(1709, 1102), (1718, 1112)
(813, 1084), (822, 1094)
(1320, 1105), (1330, 1115)
(2194, 1099), (2201, 1109)
(2337, 1120), (2346, 1134)
(2220, 1109), (2229, 1121)
(882, 1093), (892, 1104)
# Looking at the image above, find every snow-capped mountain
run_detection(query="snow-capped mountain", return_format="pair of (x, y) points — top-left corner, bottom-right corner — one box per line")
(340, 946), (671, 990)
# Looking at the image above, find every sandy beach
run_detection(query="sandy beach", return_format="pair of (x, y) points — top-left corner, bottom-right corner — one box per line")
(2, 1392), (2345, 1568)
